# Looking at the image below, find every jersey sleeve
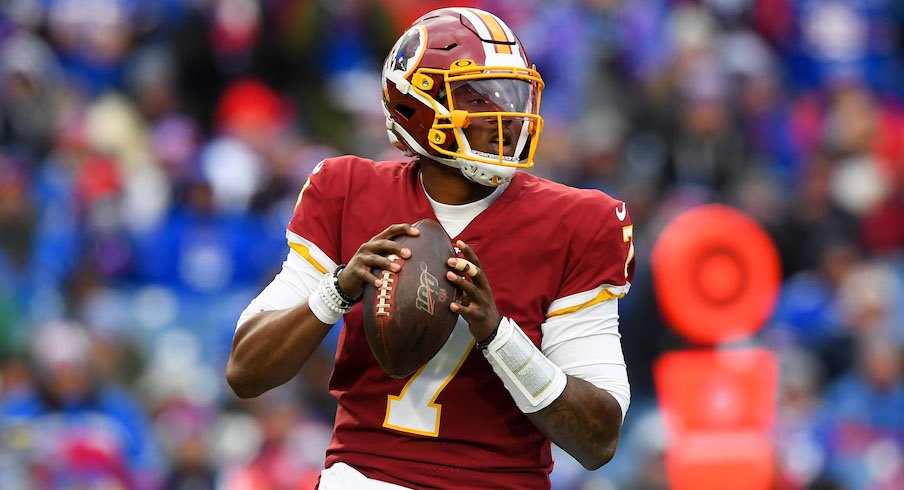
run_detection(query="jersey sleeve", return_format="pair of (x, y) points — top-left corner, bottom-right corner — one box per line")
(540, 299), (630, 418)
(286, 158), (348, 273)
(236, 250), (325, 330)
(547, 197), (635, 318)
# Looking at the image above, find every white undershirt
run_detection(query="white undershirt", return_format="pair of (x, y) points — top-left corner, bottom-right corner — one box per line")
(420, 174), (507, 237)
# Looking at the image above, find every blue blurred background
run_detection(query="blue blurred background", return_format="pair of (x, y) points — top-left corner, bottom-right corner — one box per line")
(0, 0), (903, 489)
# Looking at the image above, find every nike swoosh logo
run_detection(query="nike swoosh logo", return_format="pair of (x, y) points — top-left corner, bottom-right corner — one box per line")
(615, 202), (627, 221)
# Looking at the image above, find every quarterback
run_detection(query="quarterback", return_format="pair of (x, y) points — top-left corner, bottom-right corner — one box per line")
(227, 7), (634, 489)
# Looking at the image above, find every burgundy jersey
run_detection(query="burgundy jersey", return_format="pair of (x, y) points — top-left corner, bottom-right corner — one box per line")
(288, 156), (635, 489)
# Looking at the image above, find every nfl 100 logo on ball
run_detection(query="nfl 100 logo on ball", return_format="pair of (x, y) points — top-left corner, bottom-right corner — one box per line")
(363, 220), (462, 379)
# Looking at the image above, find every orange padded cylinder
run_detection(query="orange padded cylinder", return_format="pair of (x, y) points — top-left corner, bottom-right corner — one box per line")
(655, 349), (778, 490)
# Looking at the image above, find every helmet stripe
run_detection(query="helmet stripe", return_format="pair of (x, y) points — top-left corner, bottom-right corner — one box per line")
(473, 10), (513, 54)
(455, 8), (493, 60)
(492, 12), (522, 59)
(457, 8), (510, 57)
(453, 7), (490, 38)
(493, 12), (517, 42)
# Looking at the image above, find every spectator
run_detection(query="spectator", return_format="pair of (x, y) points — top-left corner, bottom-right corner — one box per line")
(0, 322), (163, 489)
(823, 336), (904, 489)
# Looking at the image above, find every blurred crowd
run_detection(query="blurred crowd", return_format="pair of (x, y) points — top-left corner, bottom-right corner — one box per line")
(0, 0), (903, 489)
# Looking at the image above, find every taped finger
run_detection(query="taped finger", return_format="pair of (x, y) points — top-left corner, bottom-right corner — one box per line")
(451, 258), (480, 278)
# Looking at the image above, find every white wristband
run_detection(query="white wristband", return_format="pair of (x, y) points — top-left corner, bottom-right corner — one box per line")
(482, 317), (567, 413)
(307, 270), (352, 325)
(308, 287), (342, 325)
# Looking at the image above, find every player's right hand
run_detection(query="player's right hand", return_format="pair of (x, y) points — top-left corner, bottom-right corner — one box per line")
(337, 223), (420, 300)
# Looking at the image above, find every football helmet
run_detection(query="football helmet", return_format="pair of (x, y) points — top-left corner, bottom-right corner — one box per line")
(381, 8), (545, 186)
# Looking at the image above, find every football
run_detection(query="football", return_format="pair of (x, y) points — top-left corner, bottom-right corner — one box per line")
(362, 219), (462, 379)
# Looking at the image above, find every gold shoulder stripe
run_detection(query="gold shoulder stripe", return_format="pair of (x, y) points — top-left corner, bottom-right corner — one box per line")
(289, 242), (328, 274)
(547, 289), (620, 318)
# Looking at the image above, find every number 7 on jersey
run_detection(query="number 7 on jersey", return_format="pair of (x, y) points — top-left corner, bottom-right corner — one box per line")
(383, 320), (475, 437)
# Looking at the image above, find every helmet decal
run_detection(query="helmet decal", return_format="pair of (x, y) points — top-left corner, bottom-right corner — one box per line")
(385, 26), (427, 78)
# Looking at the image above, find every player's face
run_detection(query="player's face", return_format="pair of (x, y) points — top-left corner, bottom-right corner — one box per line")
(451, 79), (535, 158)
(462, 116), (519, 156)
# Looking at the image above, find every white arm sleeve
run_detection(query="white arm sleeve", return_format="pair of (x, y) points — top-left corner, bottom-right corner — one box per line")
(236, 250), (329, 330)
(541, 299), (631, 419)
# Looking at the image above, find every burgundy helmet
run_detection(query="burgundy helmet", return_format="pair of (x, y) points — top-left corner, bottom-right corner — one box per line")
(381, 7), (545, 186)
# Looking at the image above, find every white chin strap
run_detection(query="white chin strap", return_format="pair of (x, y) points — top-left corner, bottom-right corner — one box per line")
(459, 161), (516, 187)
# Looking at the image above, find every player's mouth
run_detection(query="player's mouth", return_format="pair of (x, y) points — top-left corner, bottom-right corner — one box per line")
(491, 130), (514, 150)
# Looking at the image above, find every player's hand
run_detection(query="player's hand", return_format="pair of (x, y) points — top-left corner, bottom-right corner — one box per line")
(337, 223), (419, 300)
(446, 240), (502, 342)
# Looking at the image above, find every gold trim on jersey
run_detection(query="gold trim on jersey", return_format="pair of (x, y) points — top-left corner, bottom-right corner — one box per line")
(546, 283), (630, 318)
(288, 242), (328, 274)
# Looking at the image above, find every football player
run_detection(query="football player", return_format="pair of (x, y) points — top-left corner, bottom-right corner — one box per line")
(227, 7), (634, 489)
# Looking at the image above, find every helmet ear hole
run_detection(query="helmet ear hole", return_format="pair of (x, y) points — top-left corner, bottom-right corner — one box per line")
(396, 104), (416, 120)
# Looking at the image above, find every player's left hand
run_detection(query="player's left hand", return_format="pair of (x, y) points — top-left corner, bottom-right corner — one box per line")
(446, 240), (502, 342)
